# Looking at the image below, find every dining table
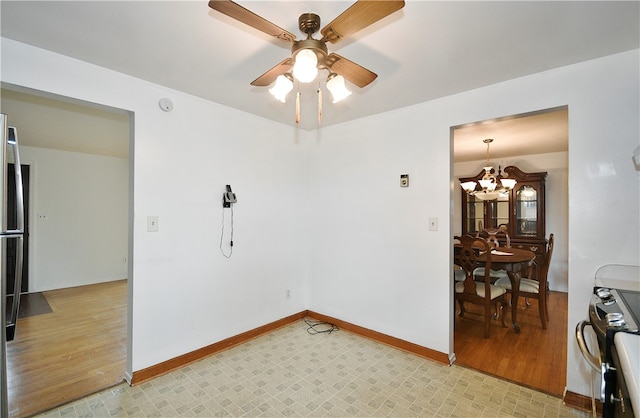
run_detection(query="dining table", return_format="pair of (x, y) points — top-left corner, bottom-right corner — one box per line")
(474, 246), (536, 333)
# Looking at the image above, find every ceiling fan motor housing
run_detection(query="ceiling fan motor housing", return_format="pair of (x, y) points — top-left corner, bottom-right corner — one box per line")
(291, 13), (328, 67)
(207, 0), (405, 88)
(299, 13), (320, 35)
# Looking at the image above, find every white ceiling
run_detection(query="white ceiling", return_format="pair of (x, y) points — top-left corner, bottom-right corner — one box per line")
(0, 1), (637, 159)
(453, 106), (569, 162)
(1, 87), (131, 158)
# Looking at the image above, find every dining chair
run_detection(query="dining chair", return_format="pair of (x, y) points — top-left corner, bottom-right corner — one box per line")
(454, 235), (508, 338)
(453, 237), (466, 281)
(495, 233), (554, 329)
(473, 228), (511, 281)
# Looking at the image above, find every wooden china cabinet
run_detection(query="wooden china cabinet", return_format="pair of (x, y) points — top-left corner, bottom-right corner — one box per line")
(459, 165), (548, 280)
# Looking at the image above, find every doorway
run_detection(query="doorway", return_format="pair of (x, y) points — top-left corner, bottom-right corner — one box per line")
(451, 106), (569, 396)
(0, 84), (132, 415)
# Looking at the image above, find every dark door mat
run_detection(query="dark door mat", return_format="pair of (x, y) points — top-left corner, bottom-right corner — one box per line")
(6, 293), (53, 318)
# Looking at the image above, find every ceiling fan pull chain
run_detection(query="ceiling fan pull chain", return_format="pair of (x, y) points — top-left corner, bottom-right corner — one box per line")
(317, 84), (323, 125)
(295, 91), (301, 124)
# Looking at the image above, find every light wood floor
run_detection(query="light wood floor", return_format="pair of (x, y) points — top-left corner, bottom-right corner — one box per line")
(6, 280), (127, 418)
(454, 290), (567, 397)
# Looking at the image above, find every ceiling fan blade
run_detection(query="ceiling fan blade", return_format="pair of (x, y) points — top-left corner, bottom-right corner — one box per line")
(250, 58), (294, 86)
(321, 0), (405, 44)
(208, 0), (296, 42)
(326, 53), (377, 88)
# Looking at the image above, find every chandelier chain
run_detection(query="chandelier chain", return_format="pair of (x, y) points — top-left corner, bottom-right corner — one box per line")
(484, 138), (493, 167)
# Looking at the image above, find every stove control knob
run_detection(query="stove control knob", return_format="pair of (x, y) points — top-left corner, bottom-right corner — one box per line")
(606, 312), (626, 327)
(596, 288), (617, 305)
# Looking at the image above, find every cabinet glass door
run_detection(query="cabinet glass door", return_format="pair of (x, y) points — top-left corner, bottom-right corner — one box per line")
(466, 197), (484, 235)
(515, 185), (538, 236)
(488, 194), (510, 229)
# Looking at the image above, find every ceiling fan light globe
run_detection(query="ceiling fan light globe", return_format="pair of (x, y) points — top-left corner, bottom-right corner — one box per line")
(269, 74), (294, 103)
(326, 74), (351, 103)
(293, 49), (318, 83)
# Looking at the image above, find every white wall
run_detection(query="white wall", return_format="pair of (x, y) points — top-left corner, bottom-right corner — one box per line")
(309, 108), (453, 354)
(310, 50), (639, 398)
(453, 151), (569, 292)
(18, 145), (129, 291)
(3, 37), (638, 399)
(1, 38), (314, 375)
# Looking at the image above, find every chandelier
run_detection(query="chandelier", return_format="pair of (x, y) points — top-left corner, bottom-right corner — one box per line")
(460, 138), (517, 201)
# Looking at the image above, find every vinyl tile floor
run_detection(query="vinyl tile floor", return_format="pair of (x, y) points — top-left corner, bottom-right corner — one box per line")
(36, 320), (589, 418)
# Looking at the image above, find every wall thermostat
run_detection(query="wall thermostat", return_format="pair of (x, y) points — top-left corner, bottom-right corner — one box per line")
(400, 174), (409, 187)
(158, 98), (173, 112)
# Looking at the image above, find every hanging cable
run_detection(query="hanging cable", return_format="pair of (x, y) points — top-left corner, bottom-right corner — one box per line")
(220, 204), (234, 258)
(304, 318), (339, 335)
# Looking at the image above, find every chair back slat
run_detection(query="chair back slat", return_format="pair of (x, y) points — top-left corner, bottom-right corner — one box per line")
(477, 228), (511, 248)
(540, 233), (554, 282)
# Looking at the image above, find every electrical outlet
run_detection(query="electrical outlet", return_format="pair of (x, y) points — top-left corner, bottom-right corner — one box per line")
(286, 290), (291, 300)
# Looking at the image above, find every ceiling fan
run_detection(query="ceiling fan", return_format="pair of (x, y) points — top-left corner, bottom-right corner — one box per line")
(208, 0), (405, 102)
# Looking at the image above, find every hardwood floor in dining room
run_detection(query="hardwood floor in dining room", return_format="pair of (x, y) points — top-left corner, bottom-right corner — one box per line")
(454, 290), (567, 397)
(6, 280), (127, 418)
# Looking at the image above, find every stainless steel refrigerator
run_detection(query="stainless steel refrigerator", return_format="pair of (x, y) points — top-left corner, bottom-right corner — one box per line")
(0, 113), (26, 417)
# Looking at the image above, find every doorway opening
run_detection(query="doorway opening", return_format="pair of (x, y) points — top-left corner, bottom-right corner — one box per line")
(450, 106), (568, 397)
(0, 83), (133, 417)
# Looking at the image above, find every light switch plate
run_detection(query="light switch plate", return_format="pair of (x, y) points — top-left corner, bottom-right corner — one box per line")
(428, 217), (438, 231)
(400, 174), (409, 187)
(147, 216), (159, 232)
